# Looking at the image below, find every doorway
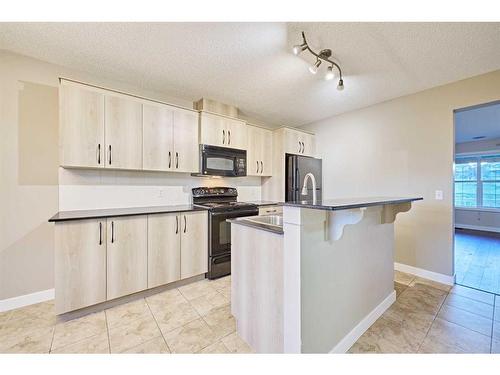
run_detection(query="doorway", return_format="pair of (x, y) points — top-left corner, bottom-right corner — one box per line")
(454, 101), (500, 294)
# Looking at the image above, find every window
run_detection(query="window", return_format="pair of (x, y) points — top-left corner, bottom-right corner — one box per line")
(454, 155), (500, 209)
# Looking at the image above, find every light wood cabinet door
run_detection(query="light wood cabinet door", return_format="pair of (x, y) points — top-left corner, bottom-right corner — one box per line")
(59, 84), (105, 168)
(143, 103), (174, 171)
(225, 118), (247, 150)
(260, 128), (273, 176)
(246, 125), (261, 176)
(199, 112), (226, 147)
(148, 214), (181, 288)
(180, 211), (208, 279)
(283, 129), (302, 155)
(107, 216), (147, 300)
(173, 109), (199, 173)
(105, 95), (143, 170)
(300, 133), (316, 157)
(55, 219), (106, 314)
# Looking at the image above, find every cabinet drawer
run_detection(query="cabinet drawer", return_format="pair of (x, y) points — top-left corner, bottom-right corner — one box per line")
(258, 205), (283, 215)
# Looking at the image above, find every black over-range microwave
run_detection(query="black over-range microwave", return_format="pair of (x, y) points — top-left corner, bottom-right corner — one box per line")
(192, 144), (247, 177)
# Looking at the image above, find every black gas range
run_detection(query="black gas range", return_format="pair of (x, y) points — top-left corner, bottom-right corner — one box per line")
(192, 187), (258, 279)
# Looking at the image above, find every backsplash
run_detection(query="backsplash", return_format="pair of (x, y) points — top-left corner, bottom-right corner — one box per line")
(58, 168), (262, 211)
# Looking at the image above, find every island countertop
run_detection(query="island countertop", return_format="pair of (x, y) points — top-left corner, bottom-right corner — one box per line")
(282, 196), (423, 211)
(49, 204), (207, 222)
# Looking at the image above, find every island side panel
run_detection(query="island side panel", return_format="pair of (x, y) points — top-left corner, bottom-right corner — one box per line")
(231, 223), (284, 353)
(284, 205), (396, 353)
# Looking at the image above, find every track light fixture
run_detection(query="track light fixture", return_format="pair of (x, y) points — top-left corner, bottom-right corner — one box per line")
(292, 31), (344, 90)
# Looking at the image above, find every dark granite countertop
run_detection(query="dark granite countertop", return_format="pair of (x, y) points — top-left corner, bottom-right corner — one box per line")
(49, 205), (207, 222)
(241, 200), (283, 207)
(282, 197), (423, 211)
(227, 217), (284, 235)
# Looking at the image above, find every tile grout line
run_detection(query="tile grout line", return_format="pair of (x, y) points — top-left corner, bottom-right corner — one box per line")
(104, 310), (111, 354)
(145, 296), (173, 353)
(414, 286), (449, 353)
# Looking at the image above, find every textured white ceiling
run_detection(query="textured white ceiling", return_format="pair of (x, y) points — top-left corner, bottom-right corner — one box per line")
(455, 102), (500, 143)
(1, 22), (500, 127)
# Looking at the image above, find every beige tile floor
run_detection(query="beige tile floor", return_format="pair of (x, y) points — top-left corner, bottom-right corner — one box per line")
(349, 271), (500, 353)
(1, 272), (499, 354)
(0, 276), (253, 354)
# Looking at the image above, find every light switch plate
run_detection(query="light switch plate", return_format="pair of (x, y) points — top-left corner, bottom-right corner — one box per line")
(435, 190), (443, 200)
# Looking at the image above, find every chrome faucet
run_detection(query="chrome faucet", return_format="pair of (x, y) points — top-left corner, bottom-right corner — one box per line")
(301, 172), (317, 204)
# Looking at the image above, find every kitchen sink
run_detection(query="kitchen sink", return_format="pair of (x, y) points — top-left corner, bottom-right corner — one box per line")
(245, 214), (283, 228)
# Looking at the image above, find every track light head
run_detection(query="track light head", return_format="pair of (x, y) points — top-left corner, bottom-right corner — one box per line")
(309, 59), (322, 75)
(325, 65), (335, 80)
(337, 78), (344, 91)
(293, 43), (307, 55)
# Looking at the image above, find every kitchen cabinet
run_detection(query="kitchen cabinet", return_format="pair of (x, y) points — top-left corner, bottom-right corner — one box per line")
(55, 219), (106, 314)
(180, 211), (208, 279)
(105, 95), (143, 170)
(258, 205), (282, 216)
(172, 109), (199, 173)
(283, 128), (316, 157)
(59, 83), (105, 168)
(107, 216), (148, 300)
(143, 102), (174, 171)
(199, 112), (247, 150)
(143, 103), (199, 173)
(147, 213), (181, 288)
(247, 125), (273, 176)
(148, 211), (208, 286)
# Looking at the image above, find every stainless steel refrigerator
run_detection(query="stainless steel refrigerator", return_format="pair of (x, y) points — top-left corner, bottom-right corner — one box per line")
(285, 154), (322, 202)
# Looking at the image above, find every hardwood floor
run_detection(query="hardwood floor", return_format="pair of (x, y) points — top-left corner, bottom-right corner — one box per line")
(455, 229), (500, 295)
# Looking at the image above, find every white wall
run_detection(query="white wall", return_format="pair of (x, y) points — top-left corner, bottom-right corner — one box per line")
(0, 51), (261, 301)
(302, 69), (500, 277)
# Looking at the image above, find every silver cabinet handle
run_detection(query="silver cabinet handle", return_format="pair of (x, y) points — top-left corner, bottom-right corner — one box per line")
(183, 215), (187, 233)
(99, 222), (102, 245)
(302, 142), (305, 153)
(168, 151), (171, 169)
(228, 130), (231, 145)
(108, 145), (112, 165)
(298, 141), (301, 153)
(256, 161), (259, 173)
(175, 216), (178, 234)
(97, 144), (101, 165)
(260, 161), (263, 174)
(111, 221), (114, 243)
(222, 130), (225, 144)
(176, 152), (179, 169)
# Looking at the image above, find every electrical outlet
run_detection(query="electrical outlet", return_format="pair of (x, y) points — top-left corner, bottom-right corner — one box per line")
(435, 190), (443, 200)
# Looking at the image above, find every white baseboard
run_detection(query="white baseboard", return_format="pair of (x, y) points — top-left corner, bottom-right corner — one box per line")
(394, 262), (455, 286)
(0, 289), (54, 313)
(455, 224), (500, 234)
(329, 290), (396, 354)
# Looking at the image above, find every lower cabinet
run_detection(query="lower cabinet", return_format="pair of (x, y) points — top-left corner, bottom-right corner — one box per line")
(180, 211), (208, 279)
(55, 211), (208, 314)
(55, 219), (107, 314)
(147, 211), (208, 287)
(148, 213), (181, 288)
(107, 216), (148, 300)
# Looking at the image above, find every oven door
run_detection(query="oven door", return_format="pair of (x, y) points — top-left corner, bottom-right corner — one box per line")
(200, 145), (246, 177)
(209, 209), (258, 257)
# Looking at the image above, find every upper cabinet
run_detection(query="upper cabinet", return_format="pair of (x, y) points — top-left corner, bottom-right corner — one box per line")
(143, 103), (199, 173)
(199, 112), (247, 150)
(105, 95), (143, 170)
(247, 125), (273, 177)
(283, 128), (316, 157)
(59, 81), (199, 173)
(59, 83), (105, 168)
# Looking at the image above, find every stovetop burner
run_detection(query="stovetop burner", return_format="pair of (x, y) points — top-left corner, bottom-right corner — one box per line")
(192, 187), (257, 212)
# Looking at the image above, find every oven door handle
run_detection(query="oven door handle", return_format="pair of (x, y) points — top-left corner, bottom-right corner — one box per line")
(210, 210), (259, 217)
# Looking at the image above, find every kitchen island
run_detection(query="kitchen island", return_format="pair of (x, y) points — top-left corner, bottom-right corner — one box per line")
(229, 196), (422, 353)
